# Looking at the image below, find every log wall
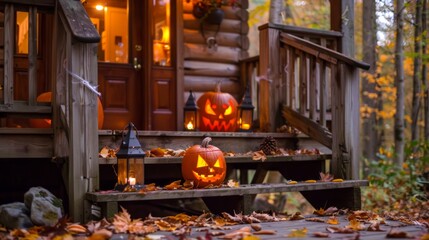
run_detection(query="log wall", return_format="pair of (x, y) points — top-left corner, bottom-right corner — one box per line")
(181, 0), (249, 100)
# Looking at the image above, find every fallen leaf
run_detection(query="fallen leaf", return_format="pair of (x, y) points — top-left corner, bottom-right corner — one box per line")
(253, 229), (276, 235)
(320, 172), (334, 182)
(313, 232), (329, 237)
(332, 178), (344, 182)
(347, 219), (366, 231)
(326, 226), (355, 234)
(287, 227), (307, 237)
(386, 228), (413, 238)
(250, 224), (261, 231)
(219, 226), (251, 239)
(305, 217), (325, 222)
(182, 180), (194, 190)
(290, 212), (304, 220)
(227, 179), (239, 188)
(287, 180), (298, 184)
(367, 221), (384, 232)
(305, 180), (317, 183)
(252, 150), (267, 161)
(326, 216), (339, 225)
(164, 180), (182, 190)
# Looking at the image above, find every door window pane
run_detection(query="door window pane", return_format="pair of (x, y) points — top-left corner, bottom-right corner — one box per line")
(84, 1), (129, 63)
(152, 0), (171, 66)
(16, 11), (39, 54)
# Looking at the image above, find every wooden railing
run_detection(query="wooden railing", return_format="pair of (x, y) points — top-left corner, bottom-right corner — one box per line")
(0, 0), (100, 222)
(241, 23), (370, 181)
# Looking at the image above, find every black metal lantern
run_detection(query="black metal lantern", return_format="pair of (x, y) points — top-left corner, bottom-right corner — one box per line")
(237, 84), (254, 132)
(116, 122), (146, 190)
(184, 91), (198, 131)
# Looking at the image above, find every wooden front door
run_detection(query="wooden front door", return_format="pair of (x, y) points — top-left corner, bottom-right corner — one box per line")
(84, 0), (176, 131)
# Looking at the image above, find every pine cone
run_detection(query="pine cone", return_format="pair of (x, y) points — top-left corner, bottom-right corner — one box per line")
(259, 136), (278, 155)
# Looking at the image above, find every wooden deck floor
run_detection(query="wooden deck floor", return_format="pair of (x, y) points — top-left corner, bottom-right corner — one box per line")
(142, 214), (427, 240)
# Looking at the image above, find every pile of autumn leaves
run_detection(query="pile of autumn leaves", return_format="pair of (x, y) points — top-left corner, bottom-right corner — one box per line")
(1, 207), (428, 239)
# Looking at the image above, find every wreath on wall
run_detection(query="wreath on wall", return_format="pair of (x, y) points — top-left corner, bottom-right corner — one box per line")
(188, 0), (241, 50)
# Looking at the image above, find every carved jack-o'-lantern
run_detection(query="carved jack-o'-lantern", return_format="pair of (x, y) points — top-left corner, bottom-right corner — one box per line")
(182, 137), (226, 188)
(197, 82), (238, 132)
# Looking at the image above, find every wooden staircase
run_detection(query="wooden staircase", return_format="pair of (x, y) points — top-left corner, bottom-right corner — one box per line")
(1, 1), (369, 223)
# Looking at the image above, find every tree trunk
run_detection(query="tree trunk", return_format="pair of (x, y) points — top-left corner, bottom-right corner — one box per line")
(269, 0), (284, 24)
(361, 0), (378, 176)
(423, 0), (429, 140)
(412, 0), (423, 142)
(394, 0), (405, 164)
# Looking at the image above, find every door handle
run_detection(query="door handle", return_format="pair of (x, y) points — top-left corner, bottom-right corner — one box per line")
(133, 57), (141, 70)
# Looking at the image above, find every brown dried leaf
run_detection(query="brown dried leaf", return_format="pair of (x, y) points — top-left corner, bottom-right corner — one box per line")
(305, 217), (325, 223)
(386, 228), (413, 238)
(320, 172), (334, 182)
(250, 224), (261, 231)
(252, 150), (267, 161)
(155, 220), (177, 231)
(218, 226), (252, 239)
(290, 212), (305, 220)
(182, 180), (194, 190)
(326, 226), (355, 234)
(367, 221), (384, 232)
(227, 179), (239, 188)
(314, 208), (326, 216)
(253, 229), (277, 235)
(150, 148), (166, 157)
(164, 180), (182, 190)
(222, 212), (243, 223)
(313, 232), (329, 238)
(139, 183), (158, 193)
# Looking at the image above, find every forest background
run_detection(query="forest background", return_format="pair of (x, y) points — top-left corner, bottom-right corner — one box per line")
(246, 0), (429, 214)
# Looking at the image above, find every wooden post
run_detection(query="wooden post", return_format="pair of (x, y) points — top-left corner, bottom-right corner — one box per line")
(330, 0), (359, 180)
(53, 0), (100, 222)
(3, 4), (14, 106)
(258, 24), (280, 132)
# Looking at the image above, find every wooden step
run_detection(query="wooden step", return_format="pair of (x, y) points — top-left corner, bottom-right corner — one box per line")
(85, 180), (368, 220)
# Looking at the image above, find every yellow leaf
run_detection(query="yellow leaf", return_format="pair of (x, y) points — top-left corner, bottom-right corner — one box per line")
(288, 180), (298, 184)
(332, 179), (343, 182)
(242, 236), (261, 240)
(287, 227), (307, 237)
(346, 219), (365, 231)
(326, 216), (339, 225)
(305, 180), (317, 183)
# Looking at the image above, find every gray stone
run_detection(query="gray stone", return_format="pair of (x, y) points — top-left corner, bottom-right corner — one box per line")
(0, 202), (33, 229)
(24, 187), (63, 227)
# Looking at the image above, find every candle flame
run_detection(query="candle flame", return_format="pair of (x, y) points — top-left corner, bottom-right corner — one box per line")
(186, 121), (194, 130)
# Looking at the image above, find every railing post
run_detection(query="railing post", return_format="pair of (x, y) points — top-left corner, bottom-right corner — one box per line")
(258, 24), (281, 132)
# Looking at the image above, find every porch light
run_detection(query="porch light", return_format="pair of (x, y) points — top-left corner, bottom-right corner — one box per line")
(237, 84), (254, 132)
(184, 91), (198, 131)
(116, 122), (146, 191)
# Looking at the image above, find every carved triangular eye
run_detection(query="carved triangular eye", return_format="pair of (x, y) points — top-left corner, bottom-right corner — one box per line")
(224, 105), (232, 116)
(214, 158), (221, 167)
(205, 99), (216, 115)
(197, 155), (209, 168)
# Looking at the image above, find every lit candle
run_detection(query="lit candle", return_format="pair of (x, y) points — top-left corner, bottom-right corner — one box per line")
(242, 123), (250, 130)
(129, 177), (136, 186)
(186, 121), (194, 130)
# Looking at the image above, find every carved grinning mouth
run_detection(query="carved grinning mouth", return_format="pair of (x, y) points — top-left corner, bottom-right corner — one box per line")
(202, 116), (235, 131)
(192, 170), (225, 183)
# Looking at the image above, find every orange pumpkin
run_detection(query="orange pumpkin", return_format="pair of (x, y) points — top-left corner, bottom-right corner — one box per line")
(197, 82), (238, 131)
(182, 137), (226, 188)
(30, 91), (104, 129)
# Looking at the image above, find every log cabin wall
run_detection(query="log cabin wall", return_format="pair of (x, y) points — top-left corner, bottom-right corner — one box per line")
(181, 0), (250, 102)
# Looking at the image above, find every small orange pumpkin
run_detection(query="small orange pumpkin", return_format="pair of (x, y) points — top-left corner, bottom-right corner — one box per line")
(197, 82), (238, 132)
(181, 137), (226, 188)
(30, 91), (104, 129)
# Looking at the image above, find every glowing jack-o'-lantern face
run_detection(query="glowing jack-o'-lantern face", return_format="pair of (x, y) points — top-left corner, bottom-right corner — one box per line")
(182, 137), (226, 188)
(197, 83), (238, 132)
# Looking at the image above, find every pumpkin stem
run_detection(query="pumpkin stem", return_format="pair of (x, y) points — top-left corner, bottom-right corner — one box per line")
(215, 81), (222, 92)
(201, 137), (212, 148)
